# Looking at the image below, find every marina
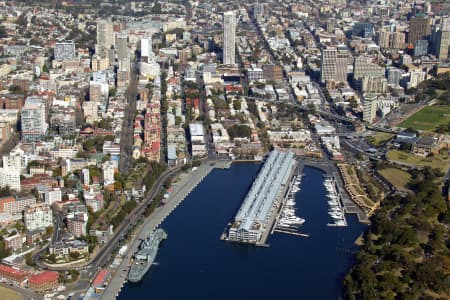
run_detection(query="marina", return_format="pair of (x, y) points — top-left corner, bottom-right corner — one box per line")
(324, 176), (348, 227)
(271, 169), (308, 237)
(117, 163), (367, 300)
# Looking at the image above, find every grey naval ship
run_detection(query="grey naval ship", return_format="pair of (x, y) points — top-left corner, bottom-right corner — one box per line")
(128, 228), (167, 282)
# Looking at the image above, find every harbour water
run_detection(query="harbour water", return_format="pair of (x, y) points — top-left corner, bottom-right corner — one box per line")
(118, 163), (366, 300)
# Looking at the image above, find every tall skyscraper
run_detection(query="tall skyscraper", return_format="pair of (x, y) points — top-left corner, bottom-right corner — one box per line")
(54, 41), (76, 61)
(96, 19), (114, 55)
(442, 17), (450, 32)
(435, 30), (450, 61)
(408, 16), (430, 44)
(115, 32), (128, 61)
(320, 46), (348, 84)
(223, 11), (236, 65)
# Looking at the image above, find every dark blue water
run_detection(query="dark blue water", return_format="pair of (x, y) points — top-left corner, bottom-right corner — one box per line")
(118, 164), (366, 300)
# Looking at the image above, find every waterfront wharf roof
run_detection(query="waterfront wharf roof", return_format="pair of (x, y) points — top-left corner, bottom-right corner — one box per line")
(235, 150), (295, 232)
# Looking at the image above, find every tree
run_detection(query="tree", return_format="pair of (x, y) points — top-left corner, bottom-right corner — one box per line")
(233, 100), (241, 111)
(151, 1), (162, 14)
(47, 254), (57, 263)
(25, 253), (35, 266)
(227, 125), (252, 139)
(69, 252), (80, 259)
(0, 25), (7, 38)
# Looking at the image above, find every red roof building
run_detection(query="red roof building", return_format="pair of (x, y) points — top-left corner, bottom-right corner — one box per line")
(0, 264), (29, 285)
(28, 271), (59, 292)
(92, 269), (111, 289)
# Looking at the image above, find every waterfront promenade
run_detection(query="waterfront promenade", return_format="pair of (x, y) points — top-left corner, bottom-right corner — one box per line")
(101, 161), (229, 299)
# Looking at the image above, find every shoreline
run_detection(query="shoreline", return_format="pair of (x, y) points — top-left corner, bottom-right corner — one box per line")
(99, 160), (230, 299)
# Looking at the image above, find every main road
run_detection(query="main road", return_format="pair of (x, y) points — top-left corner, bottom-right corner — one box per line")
(119, 60), (139, 176)
(33, 165), (181, 274)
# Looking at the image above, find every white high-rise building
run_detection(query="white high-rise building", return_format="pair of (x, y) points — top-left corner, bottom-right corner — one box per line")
(3, 153), (22, 171)
(21, 96), (47, 142)
(45, 188), (62, 205)
(82, 168), (90, 186)
(102, 161), (115, 186)
(0, 167), (20, 191)
(24, 204), (53, 231)
(223, 11), (236, 65)
(141, 38), (152, 62)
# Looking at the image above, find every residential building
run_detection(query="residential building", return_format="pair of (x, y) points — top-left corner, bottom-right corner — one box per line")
(66, 204), (88, 237)
(321, 46), (348, 84)
(24, 204), (53, 231)
(0, 167), (20, 191)
(82, 168), (90, 186)
(54, 41), (76, 61)
(3, 234), (25, 252)
(115, 32), (128, 61)
(263, 64), (283, 82)
(353, 56), (385, 89)
(362, 76), (388, 93)
(102, 161), (115, 186)
(140, 38), (152, 63)
(409, 16), (431, 44)
(434, 30), (450, 61)
(352, 22), (374, 39)
(0, 196), (36, 215)
(21, 98), (47, 142)
(96, 19), (114, 55)
(44, 188), (62, 205)
(223, 11), (236, 65)
(0, 121), (11, 145)
(414, 39), (429, 56)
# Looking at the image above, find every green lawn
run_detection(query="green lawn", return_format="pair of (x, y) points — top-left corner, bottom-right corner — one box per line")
(367, 132), (394, 147)
(379, 168), (412, 191)
(0, 286), (23, 300)
(386, 150), (450, 173)
(399, 105), (450, 131)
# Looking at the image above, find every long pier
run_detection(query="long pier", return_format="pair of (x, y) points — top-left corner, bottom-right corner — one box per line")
(100, 161), (230, 300)
(222, 151), (298, 247)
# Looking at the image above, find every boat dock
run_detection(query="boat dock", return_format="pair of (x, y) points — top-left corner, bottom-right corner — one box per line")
(324, 175), (348, 227)
(273, 229), (309, 237)
(298, 158), (370, 224)
(101, 161), (229, 299)
(270, 162), (309, 238)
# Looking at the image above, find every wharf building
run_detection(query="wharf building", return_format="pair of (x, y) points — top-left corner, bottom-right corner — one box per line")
(227, 150), (297, 244)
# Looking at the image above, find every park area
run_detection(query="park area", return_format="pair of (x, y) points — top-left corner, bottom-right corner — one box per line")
(386, 150), (450, 173)
(366, 132), (393, 147)
(0, 286), (23, 300)
(399, 105), (450, 131)
(378, 168), (412, 191)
